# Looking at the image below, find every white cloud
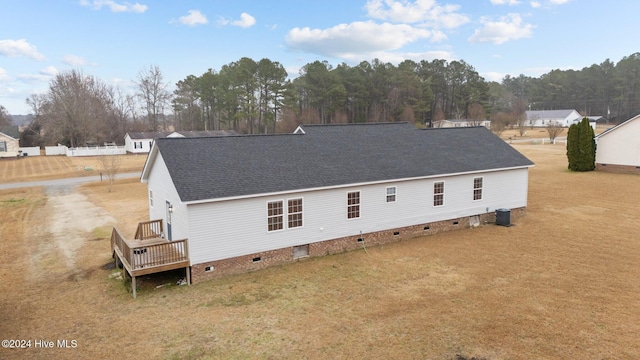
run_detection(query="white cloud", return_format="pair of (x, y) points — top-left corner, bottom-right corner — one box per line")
(232, 13), (256, 28)
(80, 0), (147, 13)
(365, 0), (469, 28)
(549, 0), (570, 4)
(286, 21), (438, 60)
(40, 66), (58, 76)
(63, 54), (87, 66)
(491, 0), (521, 5)
(217, 12), (256, 28)
(468, 13), (534, 44)
(364, 50), (456, 64)
(482, 71), (507, 82)
(178, 10), (208, 26)
(530, 1), (541, 7)
(18, 66), (58, 82)
(0, 67), (9, 81)
(0, 39), (45, 60)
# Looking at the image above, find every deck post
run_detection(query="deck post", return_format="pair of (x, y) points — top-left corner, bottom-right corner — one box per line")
(186, 266), (191, 285)
(132, 275), (137, 299)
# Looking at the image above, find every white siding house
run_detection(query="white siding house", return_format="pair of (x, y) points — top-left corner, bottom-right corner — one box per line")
(124, 132), (168, 154)
(525, 109), (582, 127)
(140, 123), (534, 282)
(0, 128), (20, 158)
(125, 130), (237, 154)
(432, 119), (491, 128)
(595, 114), (640, 173)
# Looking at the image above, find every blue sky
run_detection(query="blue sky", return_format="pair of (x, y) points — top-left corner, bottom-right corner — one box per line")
(1, 0), (637, 115)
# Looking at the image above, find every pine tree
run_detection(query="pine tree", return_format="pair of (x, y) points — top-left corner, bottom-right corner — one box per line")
(566, 123), (579, 171)
(566, 118), (596, 171)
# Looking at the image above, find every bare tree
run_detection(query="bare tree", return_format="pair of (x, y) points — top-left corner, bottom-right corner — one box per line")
(26, 70), (114, 147)
(467, 102), (486, 126)
(546, 121), (564, 143)
(109, 88), (137, 143)
(0, 105), (11, 126)
(100, 155), (121, 192)
(134, 65), (172, 131)
(490, 112), (512, 137)
(512, 98), (528, 136)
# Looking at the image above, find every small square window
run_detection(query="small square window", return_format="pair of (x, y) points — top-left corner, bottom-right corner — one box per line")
(386, 186), (396, 203)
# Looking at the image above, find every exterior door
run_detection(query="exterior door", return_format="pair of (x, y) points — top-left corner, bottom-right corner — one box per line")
(166, 200), (173, 241)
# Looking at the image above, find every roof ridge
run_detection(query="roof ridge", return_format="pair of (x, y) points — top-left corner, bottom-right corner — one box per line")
(301, 122), (409, 127)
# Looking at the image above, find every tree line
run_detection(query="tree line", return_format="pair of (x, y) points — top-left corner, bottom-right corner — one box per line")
(7, 52), (640, 146)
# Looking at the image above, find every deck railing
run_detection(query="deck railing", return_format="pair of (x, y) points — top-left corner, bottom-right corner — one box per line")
(134, 219), (163, 240)
(129, 239), (189, 270)
(111, 227), (131, 266)
(111, 226), (188, 272)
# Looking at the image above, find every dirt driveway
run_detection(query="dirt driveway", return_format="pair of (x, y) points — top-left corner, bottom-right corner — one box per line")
(26, 185), (115, 276)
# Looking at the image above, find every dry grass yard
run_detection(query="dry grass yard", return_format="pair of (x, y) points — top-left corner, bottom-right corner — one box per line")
(0, 154), (147, 184)
(1, 143), (639, 359)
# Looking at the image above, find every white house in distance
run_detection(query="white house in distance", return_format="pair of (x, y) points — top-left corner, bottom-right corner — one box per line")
(595, 114), (640, 174)
(0, 127), (20, 158)
(124, 130), (237, 154)
(525, 109), (582, 127)
(432, 119), (491, 128)
(132, 122), (534, 284)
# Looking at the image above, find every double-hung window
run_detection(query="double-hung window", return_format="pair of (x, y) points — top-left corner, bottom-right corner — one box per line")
(473, 177), (483, 201)
(267, 201), (284, 231)
(287, 198), (303, 228)
(347, 191), (360, 219)
(433, 182), (444, 207)
(268, 198), (303, 231)
(386, 186), (396, 203)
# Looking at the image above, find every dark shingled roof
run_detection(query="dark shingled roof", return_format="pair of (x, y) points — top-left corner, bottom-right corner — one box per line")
(128, 130), (237, 140)
(0, 126), (20, 139)
(152, 123), (534, 202)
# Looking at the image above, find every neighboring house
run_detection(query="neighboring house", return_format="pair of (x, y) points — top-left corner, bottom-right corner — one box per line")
(135, 122), (534, 284)
(571, 116), (599, 130)
(595, 114), (640, 174)
(525, 109), (582, 127)
(0, 126), (20, 158)
(124, 130), (237, 154)
(432, 119), (491, 128)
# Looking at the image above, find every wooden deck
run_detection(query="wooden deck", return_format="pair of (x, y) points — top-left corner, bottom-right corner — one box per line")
(111, 220), (190, 298)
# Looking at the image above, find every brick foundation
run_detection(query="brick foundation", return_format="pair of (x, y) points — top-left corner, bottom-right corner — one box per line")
(596, 163), (640, 174)
(190, 207), (527, 284)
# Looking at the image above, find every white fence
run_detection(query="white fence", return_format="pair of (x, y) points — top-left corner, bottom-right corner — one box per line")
(45, 145), (67, 156)
(66, 145), (126, 157)
(44, 144), (126, 157)
(18, 147), (41, 156)
(541, 137), (567, 145)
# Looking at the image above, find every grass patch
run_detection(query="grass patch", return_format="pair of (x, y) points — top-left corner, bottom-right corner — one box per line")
(91, 226), (112, 240)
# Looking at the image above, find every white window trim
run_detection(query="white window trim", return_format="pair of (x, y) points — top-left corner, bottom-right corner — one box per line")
(149, 189), (154, 208)
(433, 181), (445, 207)
(267, 197), (305, 232)
(347, 190), (361, 220)
(266, 200), (285, 233)
(473, 176), (484, 201)
(386, 186), (397, 203)
(287, 197), (304, 230)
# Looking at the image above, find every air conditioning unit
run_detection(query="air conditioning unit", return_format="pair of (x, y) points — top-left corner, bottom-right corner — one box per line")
(495, 208), (511, 226)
